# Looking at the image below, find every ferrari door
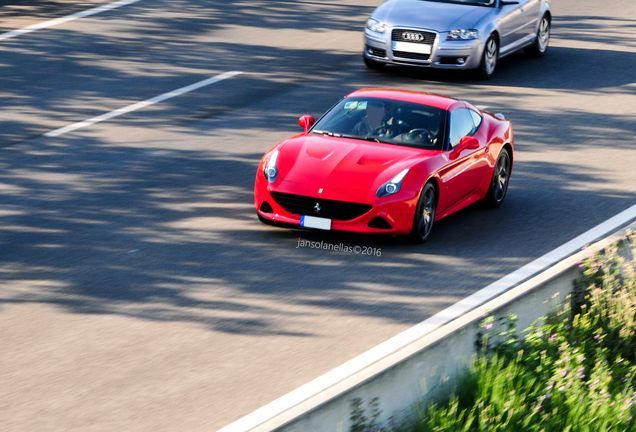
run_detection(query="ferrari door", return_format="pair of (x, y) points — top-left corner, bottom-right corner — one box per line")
(437, 108), (489, 215)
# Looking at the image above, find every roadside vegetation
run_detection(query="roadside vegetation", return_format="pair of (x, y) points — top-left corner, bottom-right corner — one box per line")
(351, 232), (636, 432)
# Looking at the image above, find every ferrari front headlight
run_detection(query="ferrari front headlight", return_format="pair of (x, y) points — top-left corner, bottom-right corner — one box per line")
(447, 29), (479, 40)
(366, 18), (386, 34)
(376, 168), (409, 197)
(263, 150), (279, 183)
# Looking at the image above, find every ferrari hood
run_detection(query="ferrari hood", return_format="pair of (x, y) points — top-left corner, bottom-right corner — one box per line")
(276, 135), (431, 194)
(373, 0), (492, 33)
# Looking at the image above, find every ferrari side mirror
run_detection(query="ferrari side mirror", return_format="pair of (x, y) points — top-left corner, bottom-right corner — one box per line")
(450, 136), (480, 160)
(298, 115), (315, 133)
(460, 136), (480, 150)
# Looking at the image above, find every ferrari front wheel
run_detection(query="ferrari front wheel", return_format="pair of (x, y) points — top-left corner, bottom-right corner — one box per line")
(410, 183), (437, 243)
(485, 149), (511, 208)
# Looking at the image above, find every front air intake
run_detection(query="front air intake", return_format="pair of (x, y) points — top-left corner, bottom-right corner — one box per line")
(259, 201), (274, 213)
(367, 217), (393, 230)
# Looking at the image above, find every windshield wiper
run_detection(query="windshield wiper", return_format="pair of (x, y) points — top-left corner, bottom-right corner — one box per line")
(312, 130), (342, 137)
(341, 134), (387, 144)
(312, 131), (389, 144)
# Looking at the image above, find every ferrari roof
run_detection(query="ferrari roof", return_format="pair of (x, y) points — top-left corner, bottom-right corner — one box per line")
(346, 89), (458, 111)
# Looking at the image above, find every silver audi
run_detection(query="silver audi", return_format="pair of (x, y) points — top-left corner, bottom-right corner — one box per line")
(363, 0), (551, 79)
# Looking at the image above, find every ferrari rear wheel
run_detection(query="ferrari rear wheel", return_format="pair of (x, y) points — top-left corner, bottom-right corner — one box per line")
(410, 183), (437, 243)
(485, 149), (511, 208)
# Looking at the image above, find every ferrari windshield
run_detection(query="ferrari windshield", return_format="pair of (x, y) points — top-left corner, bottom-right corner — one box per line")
(311, 97), (447, 150)
(420, 0), (495, 6)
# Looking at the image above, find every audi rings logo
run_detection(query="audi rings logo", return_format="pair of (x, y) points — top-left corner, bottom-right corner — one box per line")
(402, 31), (424, 42)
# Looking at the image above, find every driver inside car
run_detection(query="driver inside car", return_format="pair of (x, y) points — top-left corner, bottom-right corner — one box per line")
(351, 100), (394, 138)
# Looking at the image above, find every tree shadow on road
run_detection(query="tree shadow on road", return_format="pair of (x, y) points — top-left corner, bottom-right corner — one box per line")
(1, 119), (633, 337)
(1, 3), (635, 337)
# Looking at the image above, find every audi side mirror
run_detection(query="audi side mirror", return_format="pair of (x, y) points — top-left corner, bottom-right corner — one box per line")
(499, 0), (520, 6)
(298, 115), (315, 133)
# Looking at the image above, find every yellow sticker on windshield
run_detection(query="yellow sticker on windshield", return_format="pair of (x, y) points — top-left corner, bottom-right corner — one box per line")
(344, 101), (358, 110)
(357, 101), (368, 110)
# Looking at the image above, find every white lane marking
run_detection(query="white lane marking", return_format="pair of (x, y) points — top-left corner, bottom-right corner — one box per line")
(217, 203), (636, 432)
(0, 0), (142, 42)
(44, 71), (243, 137)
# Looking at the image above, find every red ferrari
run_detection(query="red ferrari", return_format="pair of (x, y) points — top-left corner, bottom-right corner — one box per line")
(254, 89), (513, 242)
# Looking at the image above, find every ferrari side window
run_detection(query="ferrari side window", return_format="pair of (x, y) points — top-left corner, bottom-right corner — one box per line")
(469, 109), (482, 130)
(448, 108), (476, 149)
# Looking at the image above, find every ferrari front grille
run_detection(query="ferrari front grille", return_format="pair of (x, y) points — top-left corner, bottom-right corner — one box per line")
(270, 192), (372, 221)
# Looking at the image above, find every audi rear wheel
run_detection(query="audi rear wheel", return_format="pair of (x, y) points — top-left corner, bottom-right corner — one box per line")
(525, 15), (550, 58)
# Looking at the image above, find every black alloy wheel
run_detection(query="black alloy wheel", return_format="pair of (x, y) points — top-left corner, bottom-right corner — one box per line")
(410, 183), (437, 243)
(485, 149), (511, 208)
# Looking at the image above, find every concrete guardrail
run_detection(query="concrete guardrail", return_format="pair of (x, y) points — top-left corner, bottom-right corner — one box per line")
(219, 206), (636, 432)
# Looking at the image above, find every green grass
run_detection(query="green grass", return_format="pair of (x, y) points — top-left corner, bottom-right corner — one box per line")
(351, 232), (636, 432)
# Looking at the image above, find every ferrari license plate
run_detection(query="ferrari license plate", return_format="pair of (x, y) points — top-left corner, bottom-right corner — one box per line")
(392, 41), (432, 55)
(300, 215), (331, 230)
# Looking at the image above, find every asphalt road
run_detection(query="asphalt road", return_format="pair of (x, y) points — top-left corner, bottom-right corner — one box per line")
(1, 0), (635, 430)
